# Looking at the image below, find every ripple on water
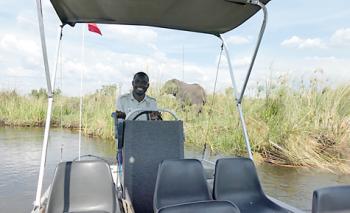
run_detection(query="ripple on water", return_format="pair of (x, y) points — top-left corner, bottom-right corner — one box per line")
(1, 128), (350, 212)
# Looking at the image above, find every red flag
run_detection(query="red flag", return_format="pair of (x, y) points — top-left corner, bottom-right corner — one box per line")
(88, 23), (102, 35)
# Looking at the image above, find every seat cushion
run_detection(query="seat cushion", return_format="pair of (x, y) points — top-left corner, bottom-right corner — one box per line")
(312, 185), (350, 213)
(154, 159), (211, 211)
(213, 158), (290, 213)
(231, 199), (290, 213)
(213, 158), (264, 200)
(158, 200), (240, 213)
(46, 160), (117, 213)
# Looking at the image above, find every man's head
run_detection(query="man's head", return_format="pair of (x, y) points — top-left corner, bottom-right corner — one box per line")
(132, 72), (149, 97)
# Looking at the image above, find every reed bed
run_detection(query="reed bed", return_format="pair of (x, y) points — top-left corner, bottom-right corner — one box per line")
(1, 82), (349, 172)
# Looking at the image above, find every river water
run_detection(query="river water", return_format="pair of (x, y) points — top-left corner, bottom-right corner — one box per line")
(0, 127), (349, 212)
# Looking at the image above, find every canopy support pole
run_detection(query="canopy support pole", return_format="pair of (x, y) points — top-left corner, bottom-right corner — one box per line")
(33, 0), (63, 208)
(34, 97), (53, 210)
(219, 0), (268, 160)
(35, 0), (52, 96)
(239, 1), (268, 103)
(220, 35), (253, 160)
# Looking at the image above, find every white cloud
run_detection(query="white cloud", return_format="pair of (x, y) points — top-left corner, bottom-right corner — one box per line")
(219, 56), (251, 69)
(0, 34), (42, 73)
(304, 56), (337, 61)
(104, 25), (158, 45)
(281, 36), (326, 49)
(281, 36), (302, 46)
(226, 35), (250, 45)
(16, 13), (36, 26)
(233, 57), (251, 67)
(2, 2), (349, 96)
(42, 43), (223, 95)
(0, 34), (41, 58)
(271, 56), (350, 86)
(5, 66), (37, 77)
(330, 28), (350, 46)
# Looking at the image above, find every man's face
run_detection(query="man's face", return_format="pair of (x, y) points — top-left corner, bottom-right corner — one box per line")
(132, 75), (149, 96)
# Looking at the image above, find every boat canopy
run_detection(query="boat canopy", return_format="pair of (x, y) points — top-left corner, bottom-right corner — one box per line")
(51, 0), (269, 35)
(33, 1), (270, 210)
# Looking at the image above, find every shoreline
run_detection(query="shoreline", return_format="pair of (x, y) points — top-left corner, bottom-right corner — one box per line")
(1, 84), (349, 173)
(1, 123), (349, 173)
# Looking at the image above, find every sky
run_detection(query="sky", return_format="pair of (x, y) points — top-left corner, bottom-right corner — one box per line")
(0, 0), (349, 96)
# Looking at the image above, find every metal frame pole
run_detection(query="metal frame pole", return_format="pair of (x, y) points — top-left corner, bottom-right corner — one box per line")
(52, 26), (63, 91)
(35, 0), (52, 96)
(218, 1), (268, 160)
(34, 0), (63, 208)
(34, 97), (53, 208)
(239, 1), (268, 103)
(78, 25), (86, 161)
(220, 35), (253, 160)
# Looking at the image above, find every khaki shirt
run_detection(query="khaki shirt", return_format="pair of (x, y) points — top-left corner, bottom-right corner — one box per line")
(116, 93), (158, 120)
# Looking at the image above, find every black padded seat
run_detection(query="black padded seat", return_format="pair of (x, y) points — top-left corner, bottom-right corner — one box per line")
(46, 160), (119, 213)
(154, 159), (240, 213)
(213, 158), (291, 213)
(123, 120), (184, 213)
(158, 200), (240, 213)
(312, 185), (350, 213)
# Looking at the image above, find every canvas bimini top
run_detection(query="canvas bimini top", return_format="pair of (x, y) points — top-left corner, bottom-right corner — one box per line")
(51, 0), (269, 35)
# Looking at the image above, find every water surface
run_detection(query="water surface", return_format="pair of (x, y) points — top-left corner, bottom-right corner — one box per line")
(0, 127), (349, 212)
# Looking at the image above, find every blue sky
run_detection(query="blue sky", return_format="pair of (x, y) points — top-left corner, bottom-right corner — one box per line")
(0, 0), (349, 96)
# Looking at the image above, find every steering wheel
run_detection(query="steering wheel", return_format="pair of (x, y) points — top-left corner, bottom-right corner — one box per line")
(132, 110), (162, 121)
(125, 108), (179, 121)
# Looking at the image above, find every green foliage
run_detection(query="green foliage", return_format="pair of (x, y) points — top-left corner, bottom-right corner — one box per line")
(30, 88), (62, 98)
(95, 84), (117, 96)
(30, 88), (47, 98)
(1, 80), (350, 172)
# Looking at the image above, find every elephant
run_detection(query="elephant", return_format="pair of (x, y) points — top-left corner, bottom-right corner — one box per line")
(162, 79), (206, 113)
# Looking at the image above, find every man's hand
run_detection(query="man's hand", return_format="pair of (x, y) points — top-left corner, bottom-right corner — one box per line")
(116, 110), (126, 119)
(150, 111), (162, 120)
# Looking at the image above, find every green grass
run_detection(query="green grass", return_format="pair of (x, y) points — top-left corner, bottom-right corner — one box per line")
(1, 81), (349, 172)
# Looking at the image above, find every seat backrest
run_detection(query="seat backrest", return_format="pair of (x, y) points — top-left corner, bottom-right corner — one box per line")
(154, 159), (211, 211)
(213, 158), (264, 201)
(46, 160), (118, 213)
(312, 185), (350, 213)
(123, 120), (184, 213)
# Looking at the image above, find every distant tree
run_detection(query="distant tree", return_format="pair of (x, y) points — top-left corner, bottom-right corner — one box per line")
(30, 88), (61, 98)
(225, 87), (234, 97)
(30, 88), (47, 98)
(95, 84), (117, 96)
(54, 88), (62, 96)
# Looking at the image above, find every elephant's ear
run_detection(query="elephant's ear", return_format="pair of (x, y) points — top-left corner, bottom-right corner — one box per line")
(162, 81), (179, 96)
(169, 82), (179, 96)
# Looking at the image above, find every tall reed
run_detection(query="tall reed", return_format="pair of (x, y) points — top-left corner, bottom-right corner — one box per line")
(0, 80), (349, 172)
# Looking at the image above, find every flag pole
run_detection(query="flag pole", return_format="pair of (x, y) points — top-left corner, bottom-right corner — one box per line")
(78, 25), (85, 161)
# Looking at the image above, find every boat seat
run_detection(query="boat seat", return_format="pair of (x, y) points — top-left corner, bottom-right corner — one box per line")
(123, 120), (184, 213)
(46, 160), (119, 213)
(154, 159), (240, 213)
(312, 185), (350, 213)
(213, 158), (291, 213)
(158, 200), (240, 213)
